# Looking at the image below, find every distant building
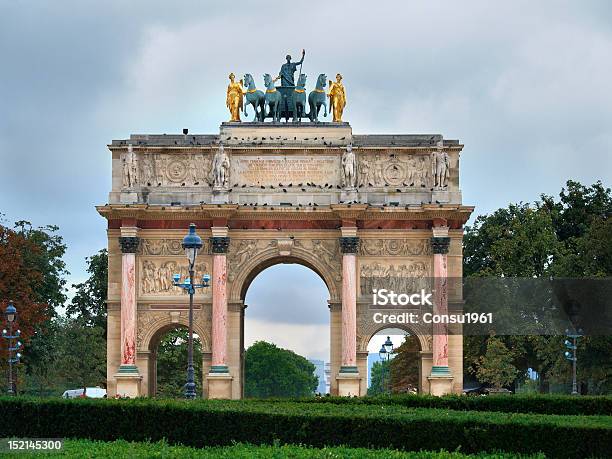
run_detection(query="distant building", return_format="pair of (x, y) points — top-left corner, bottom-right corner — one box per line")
(324, 362), (331, 394)
(309, 359), (327, 394)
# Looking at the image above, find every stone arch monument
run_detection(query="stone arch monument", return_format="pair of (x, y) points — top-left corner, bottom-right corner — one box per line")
(98, 70), (473, 398)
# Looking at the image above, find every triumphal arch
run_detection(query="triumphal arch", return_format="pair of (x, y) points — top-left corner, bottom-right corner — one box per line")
(97, 54), (473, 398)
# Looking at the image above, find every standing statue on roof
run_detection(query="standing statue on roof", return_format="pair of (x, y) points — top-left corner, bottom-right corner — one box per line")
(277, 49), (305, 87)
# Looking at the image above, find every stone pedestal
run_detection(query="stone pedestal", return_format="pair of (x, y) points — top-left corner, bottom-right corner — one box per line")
(114, 365), (142, 398)
(337, 372), (361, 397)
(207, 373), (233, 399)
(428, 373), (454, 396)
(211, 190), (229, 204)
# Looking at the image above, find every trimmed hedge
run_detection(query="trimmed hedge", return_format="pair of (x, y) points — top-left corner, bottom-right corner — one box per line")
(1, 398), (611, 458)
(281, 394), (612, 416)
(18, 439), (546, 458)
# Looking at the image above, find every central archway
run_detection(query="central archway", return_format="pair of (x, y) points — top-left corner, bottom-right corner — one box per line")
(227, 241), (343, 396)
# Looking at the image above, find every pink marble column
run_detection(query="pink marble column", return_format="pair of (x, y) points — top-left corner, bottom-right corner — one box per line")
(431, 235), (450, 373)
(118, 236), (139, 367)
(339, 236), (359, 372)
(432, 250), (449, 367)
(210, 236), (230, 373)
(212, 254), (228, 368)
(342, 253), (357, 368)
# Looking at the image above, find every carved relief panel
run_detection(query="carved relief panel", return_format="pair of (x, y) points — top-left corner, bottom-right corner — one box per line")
(123, 152), (213, 188)
(359, 261), (431, 296)
(139, 258), (210, 296)
(359, 238), (431, 257)
(357, 152), (445, 189)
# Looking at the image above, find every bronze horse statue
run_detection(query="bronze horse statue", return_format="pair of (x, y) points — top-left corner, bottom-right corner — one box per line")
(243, 74), (265, 122)
(308, 73), (328, 123)
(263, 73), (282, 123)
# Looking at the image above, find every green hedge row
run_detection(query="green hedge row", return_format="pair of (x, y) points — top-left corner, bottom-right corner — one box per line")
(280, 394), (612, 416)
(18, 439), (546, 459)
(1, 398), (611, 457)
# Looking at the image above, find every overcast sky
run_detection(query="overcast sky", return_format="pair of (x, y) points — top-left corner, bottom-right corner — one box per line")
(1, 1), (611, 361)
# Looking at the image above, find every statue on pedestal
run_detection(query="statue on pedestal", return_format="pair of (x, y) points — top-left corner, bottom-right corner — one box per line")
(212, 143), (230, 189)
(328, 74), (346, 122)
(342, 144), (357, 190)
(122, 144), (138, 188)
(431, 140), (450, 188)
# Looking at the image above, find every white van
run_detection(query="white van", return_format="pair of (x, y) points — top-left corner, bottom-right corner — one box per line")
(62, 387), (106, 399)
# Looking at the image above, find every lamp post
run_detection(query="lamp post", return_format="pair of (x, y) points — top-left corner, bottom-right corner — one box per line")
(564, 327), (584, 396)
(2, 301), (22, 396)
(172, 224), (210, 399)
(378, 336), (394, 394)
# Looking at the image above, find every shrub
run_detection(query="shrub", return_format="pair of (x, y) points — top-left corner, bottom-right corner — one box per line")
(0, 397), (610, 458)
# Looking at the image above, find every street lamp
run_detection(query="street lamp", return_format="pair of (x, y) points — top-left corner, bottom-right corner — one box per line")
(2, 301), (22, 396)
(378, 336), (394, 394)
(172, 224), (210, 399)
(564, 327), (584, 396)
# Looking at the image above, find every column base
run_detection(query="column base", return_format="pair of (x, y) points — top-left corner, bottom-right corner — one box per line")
(428, 367), (453, 396)
(336, 371), (361, 397)
(207, 372), (233, 399)
(114, 364), (142, 398)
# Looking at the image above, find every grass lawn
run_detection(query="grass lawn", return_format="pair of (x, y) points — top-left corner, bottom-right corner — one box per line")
(16, 439), (546, 458)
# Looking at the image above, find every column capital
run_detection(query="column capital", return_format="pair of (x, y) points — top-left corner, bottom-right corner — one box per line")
(339, 236), (360, 254)
(119, 236), (140, 254)
(211, 236), (230, 253)
(430, 237), (450, 254)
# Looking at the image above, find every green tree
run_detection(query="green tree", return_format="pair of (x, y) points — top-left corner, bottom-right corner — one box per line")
(66, 249), (108, 330)
(55, 317), (106, 390)
(368, 359), (391, 395)
(244, 341), (317, 398)
(463, 180), (612, 393)
(390, 335), (420, 394)
(475, 336), (518, 390)
(155, 328), (202, 398)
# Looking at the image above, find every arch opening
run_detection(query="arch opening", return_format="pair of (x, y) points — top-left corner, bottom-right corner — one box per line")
(242, 262), (331, 397)
(147, 324), (203, 398)
(367, 327), (422, 395)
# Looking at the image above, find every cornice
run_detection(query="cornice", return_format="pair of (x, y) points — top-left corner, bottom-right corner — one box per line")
(97, 203), (474, 223)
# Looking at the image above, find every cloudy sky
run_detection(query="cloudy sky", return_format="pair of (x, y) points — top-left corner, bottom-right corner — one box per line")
(1, 1), (611, 360)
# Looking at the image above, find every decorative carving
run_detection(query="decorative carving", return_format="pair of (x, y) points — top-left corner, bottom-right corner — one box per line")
(431, 140), (450, 189)
(303, 239), (342, 282)
(211, 236), (230, 254)
(359, 239), (431, 256)
(358, 153), (431, 188)
(121, 144), (138, 188)
(227, 240), (258, 280)
(119, 236), (140, 254)
(359, 261), (430, 295)
(341, 144), (356, 190)
(138, 153), (212, 187)
(339, 236), (360, 254)
(431, 237), (451, 254)
(137, 309), (208, 350)
(211, 143), (230, 189)
(140, 260), (209, 295)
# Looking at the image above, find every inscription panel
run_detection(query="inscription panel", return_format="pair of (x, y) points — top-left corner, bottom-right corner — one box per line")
(232, 154), (340, 186)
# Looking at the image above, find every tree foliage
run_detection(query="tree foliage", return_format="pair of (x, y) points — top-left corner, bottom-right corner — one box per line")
(390, 335), (420, 394)
(66, 249), (108, 330)
(155, 328), (202, 398)
(463, 180), (612, 393)
(368, 359), (391, 396)
(244, 341), (317, 398)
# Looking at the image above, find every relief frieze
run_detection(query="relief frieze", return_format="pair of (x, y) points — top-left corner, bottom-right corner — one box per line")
(359, 239), (431, 256)
(140, 259), (209, 295)
(359, 261), (431, 296)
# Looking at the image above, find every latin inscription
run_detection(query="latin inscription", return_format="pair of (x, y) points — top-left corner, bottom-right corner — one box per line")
(233, 155), (339, 186)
